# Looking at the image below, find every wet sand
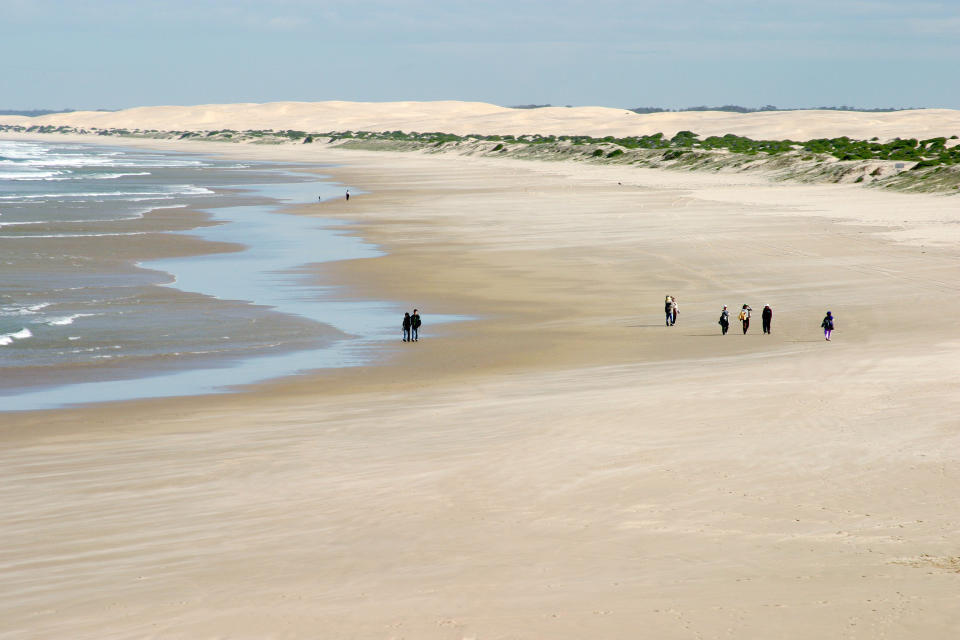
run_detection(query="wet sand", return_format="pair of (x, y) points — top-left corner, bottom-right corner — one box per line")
(3, 137), (960, 638)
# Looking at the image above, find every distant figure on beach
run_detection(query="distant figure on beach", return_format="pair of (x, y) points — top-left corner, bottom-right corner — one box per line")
(402, 312), (411, 342)
(718, 305), (730, 335)
(821, 311), (834, 341)
(738, 304), (752, 334)
(664, 295), (677, 326)
(345, 189), (350, 202)
(761, 304), (773, 334)
(411, 309), (422, 342)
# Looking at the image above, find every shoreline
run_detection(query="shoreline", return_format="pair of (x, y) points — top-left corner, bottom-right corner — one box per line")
(4, 133), (960, 637)
(0, 140), (398, 411)
(2, 132), (956, 422)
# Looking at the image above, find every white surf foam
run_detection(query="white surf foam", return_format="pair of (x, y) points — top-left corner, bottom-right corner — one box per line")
(0, 203), (187, 227)
(41, 313), (94, 326)
(0, 170), (66, 180)
(0, 302), (51, 316)
(0, 220), (54, 227)
(0, 232), (152, 239)
(0, 186), (213, 201)
(42, 171), (154, 181)
(0, 327), (33, 346)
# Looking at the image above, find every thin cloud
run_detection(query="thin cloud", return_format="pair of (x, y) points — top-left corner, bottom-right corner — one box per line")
(908, 16), (960, 35)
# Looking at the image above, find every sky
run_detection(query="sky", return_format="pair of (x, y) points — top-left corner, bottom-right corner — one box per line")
(2, 0), (959, 111)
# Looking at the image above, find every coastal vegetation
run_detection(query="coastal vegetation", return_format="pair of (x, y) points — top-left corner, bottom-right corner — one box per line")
(2, 123), (959, 193)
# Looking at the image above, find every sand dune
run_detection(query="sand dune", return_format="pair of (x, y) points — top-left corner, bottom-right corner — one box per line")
(3, 101), (960, 141)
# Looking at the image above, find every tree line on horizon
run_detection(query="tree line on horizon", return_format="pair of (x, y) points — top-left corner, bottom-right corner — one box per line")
(0, 105), (927, 117)
(0, 108), (115, 116)
(509, 104), (924, 113)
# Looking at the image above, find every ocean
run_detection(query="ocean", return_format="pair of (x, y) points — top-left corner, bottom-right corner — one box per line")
(0, 138), (407, 411)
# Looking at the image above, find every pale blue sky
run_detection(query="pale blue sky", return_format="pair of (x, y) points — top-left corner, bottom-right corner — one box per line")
(2, 0), (958, 110)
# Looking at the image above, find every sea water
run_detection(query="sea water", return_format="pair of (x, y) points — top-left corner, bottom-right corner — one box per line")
(0, 139), (448, 411)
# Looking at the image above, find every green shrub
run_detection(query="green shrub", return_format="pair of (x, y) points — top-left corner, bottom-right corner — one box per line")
(671, 130), (699, 147)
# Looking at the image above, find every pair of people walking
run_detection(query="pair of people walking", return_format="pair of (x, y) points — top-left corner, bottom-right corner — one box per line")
(402, 309), (422, 342)
(664, 295), (678, 326)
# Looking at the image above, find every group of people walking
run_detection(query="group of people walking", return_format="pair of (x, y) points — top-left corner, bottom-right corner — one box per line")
(718, 303), (773, 335)
(399, 301), (832, 344)
(402, 309), (422, 342)
(714, 302), (834, 340)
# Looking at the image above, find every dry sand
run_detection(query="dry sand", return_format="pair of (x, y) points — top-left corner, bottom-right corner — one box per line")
(3, 133), (960, 638)
(3, 100), (960, 140)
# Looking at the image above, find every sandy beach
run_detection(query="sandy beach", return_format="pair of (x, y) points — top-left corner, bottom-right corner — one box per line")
(3, 131), (960, 638)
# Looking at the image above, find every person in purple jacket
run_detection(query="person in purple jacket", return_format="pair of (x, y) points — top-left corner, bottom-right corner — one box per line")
(821, 311), (834, 341)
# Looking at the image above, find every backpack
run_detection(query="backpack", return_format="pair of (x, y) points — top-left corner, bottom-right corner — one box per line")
(738, 310), (746, 322)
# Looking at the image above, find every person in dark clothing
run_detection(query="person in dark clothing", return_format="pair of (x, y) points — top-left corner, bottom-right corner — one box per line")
(761, 304), (773, 334)
(345, 189), (350, 201)
(739, 304), (752, 334)
(664, 295), (676, 326)
(411, 309), (422, 341)
(719, 305), (730, 335)
(821, 311), (834, 341)
(402, 312), (411, 342)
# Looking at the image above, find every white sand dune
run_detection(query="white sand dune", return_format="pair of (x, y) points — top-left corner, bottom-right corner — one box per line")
(3, 101), (960, 141)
